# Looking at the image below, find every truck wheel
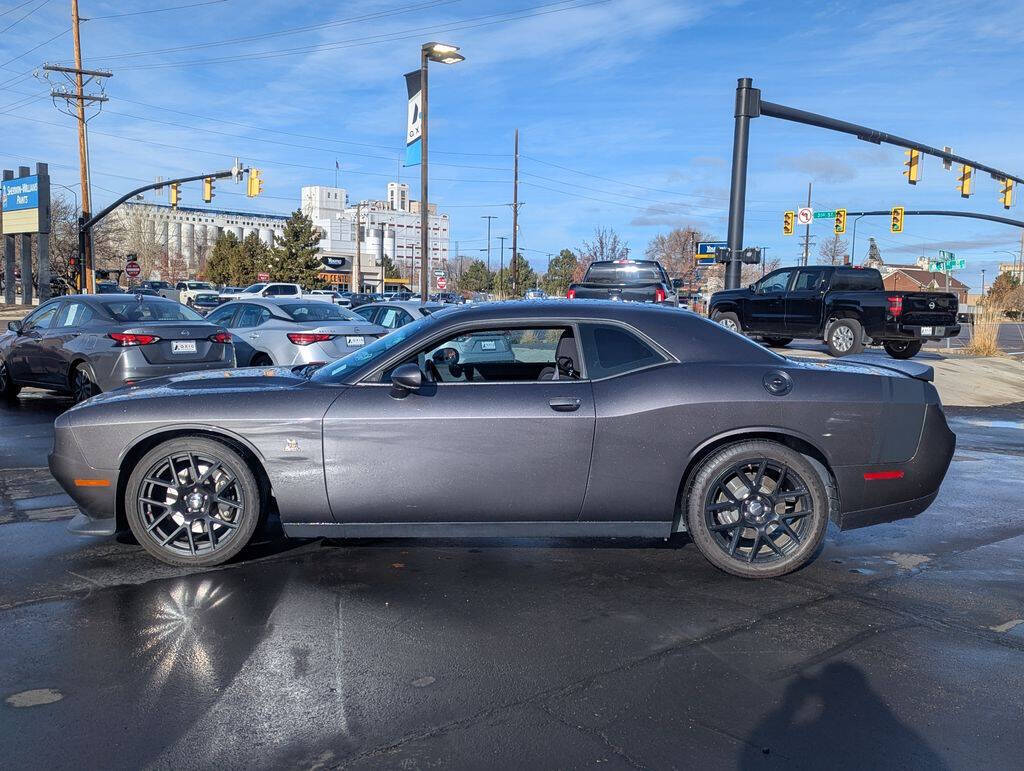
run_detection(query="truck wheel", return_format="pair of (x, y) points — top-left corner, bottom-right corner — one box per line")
(762, 337), (792, 348)
(714, 311), (741, 333)
(826, 318), (864, 357)
(883, 340), (922, 359)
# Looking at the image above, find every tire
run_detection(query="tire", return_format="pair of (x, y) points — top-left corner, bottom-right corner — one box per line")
(125, 437), (262, 567)
(0, 358), (21, 400)
(826, 318), (864, 357)
(249, 353), (273, 367)
(762, 337), (793, 348)
(70, 363), (100, 403)
(883, 340), (922, 360)
(685, 440), (830, 579)
(714, 311), (741, 334)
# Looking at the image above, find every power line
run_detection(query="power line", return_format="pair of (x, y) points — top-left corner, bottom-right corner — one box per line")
(0, 0), (38, 19)
(0, 0), (50, 34)
(89, 0), (229, 20)
(0, 25), (69, 68)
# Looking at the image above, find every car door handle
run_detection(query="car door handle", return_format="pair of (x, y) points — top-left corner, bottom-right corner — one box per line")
(549, 397), (581, 412)
(248, 333), (260, 339)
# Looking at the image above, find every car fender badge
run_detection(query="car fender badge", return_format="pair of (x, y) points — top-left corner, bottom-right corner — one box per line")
(284, 439), (300, 452)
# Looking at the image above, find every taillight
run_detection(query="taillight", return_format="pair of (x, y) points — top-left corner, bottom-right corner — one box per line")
(566, 288), (576, 300)
(887, 295), (903, 317)
(208, 331), (232, 344)
(864, 470), (905, 481)
(109, 332), (160, 346)
(287, 332), (337, 345)
(654, 287), (666, 303)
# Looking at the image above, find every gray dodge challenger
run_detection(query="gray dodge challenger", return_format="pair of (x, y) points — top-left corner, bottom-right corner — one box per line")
(49, 300), (955, 578)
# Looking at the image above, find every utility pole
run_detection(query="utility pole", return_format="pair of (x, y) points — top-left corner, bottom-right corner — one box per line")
(353, 202), (362, 293)
(497, 235), (506, 299)
(801, 181), (812, 266)
(481, 215), (496, 277)
(510, 128), (519, 297)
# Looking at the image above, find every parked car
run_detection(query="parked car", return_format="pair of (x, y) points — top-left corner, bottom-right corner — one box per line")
(189, 292), (222, 315)
(138, 280), (177, 300)
(567, 259), (678, 305)
(51, 300), (955, 575)
(308, 289), (352, 307)
(176, 281), (218, 307)
(353, 300), (447, 331)
(709, 265), (960, 359)
(218, 282), (323, 303)
(130, 288), (160, 297)
(524, 288), (548, 300)
(94, 281), (124, 294)
(0, 295), (234, 402)
(347, 292), (375, 308)
(204, 298), (386, 367)
(434, 291), (465, 304)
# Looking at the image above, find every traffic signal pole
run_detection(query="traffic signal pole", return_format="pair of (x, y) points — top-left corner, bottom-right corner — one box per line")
(725, 78), (756, 289)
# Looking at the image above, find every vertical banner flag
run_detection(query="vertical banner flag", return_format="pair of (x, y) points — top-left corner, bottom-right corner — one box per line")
(404, 70), (422, 167)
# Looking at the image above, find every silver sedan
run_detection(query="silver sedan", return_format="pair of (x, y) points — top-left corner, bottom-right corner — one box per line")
(205, 298), (386, 367)
(353, 300), (446, 331)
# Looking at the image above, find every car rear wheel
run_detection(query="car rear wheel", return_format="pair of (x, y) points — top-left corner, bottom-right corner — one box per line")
(762, 337), (793, 348)
(714, 311), (741, 333)
(0, 358), (21, 399)
(70, 364), (99, 403)
(826, 318), (864, 357)
(685, 441), (829, 579)
(249, 353), (273, 367)
(125, 437), (262, 567)
(883, 340), (922, 359)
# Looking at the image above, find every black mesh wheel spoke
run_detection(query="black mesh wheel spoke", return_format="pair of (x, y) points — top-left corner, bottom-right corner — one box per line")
(782, 510), (812, 521)
(747, 532), (762, 563)
(710, 519), (741, 532)
(728, 526), (743, 556)
(775, 518), (801, 543)
(751, 460), (767, 493)
(761, 530), (785, 557)
(215, 497), (242, 509)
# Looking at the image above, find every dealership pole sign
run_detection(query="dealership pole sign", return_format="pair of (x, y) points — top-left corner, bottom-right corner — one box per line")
(1, 167), (50, 235)
(403, 70), (423, 167)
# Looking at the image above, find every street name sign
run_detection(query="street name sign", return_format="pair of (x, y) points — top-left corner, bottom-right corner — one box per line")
(813, 210), (837, 219)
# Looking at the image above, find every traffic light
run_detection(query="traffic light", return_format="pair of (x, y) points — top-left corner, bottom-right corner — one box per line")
(1000, 178), (1014, 209)
(834, 208), (847, 235)
(957, 164), (973, 198)
(169, 182), (180, 208)
(783, 210), (795, 236)
(202, 177), (214, 203)
(890, 206), (905, 233)
(903, 149), (921, 184)
(247, 168), (263, 198)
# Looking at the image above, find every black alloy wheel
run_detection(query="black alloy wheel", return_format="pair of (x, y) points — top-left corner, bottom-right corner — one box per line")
(71, 365), (99, 403)
(0, 358), (21, 399)
(883, 339), (923, 360)
(125, 437), (261, 567)
(686, 441), (829, 578)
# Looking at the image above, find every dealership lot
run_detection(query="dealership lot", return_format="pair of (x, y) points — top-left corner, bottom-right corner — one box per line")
(1, 389), (1022, 768)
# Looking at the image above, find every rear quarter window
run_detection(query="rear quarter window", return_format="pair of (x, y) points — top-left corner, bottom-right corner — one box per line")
(579, 323), (666, 379)
(832, 269), (884, 291)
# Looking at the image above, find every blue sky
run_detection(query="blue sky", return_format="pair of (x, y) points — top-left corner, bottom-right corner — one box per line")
(2, 0), (1023, 290)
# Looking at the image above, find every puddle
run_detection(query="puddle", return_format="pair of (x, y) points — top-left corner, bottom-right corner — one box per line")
(886, 552), (932, 571)
(988, 619), (1024, 635)
(848, 568), (877, 575)
(5, 688), (64, 708)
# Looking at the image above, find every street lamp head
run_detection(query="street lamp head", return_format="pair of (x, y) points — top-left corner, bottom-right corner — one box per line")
(423, 41), (464, 64)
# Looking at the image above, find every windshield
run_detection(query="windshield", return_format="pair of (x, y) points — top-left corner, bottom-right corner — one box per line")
(240, 283), (266, 293)
(187, 282), (215, 290)
(278, 302), (362, 322)
(102, 298), (205, 322)
(311, 314), (438, 383)
(585, 262), (664, 284)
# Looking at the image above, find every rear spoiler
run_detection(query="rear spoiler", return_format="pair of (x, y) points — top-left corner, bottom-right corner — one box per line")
(842, 353), (934, 382)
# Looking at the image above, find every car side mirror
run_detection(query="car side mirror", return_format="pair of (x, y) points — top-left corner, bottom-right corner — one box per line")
(390, 362), (424, 396)
(7, 320), (23, 334)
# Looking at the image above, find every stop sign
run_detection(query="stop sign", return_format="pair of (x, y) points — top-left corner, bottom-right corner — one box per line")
(125, 261), (141, 278)
(436, 277), (447, 290)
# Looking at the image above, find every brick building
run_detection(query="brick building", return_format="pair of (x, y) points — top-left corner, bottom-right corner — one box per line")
(881, 268), (969, 304)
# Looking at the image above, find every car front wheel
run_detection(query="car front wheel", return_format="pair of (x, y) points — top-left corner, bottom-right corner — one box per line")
(826, 318), (864, 357)
(125, 437), (262, 567)
(714, 311), (741, 333)
(0, 358), (21, 399)
(685, 440), (830, 579)
(883, 340), (922, 359)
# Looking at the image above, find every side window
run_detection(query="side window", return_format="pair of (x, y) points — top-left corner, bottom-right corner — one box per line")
(176, 282), (186, 290)
(354, 306), (378, 323)
(206, 306), (236, 326)
(23, 302), (60, 330)
(757, 270), (794, 294)
(792, 270), (822, 292)
(379, 308), (401, 329)
(281, 285), (299, 296)
(236, 305), (269, 327)
(580, 324), (665, 379)
(396, 310), (414, 328)
(55, 302), (93, 328)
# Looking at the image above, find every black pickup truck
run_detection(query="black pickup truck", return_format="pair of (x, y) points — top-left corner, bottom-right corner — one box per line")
(567, 259), (679, 305)
(709, 265), (959, 359)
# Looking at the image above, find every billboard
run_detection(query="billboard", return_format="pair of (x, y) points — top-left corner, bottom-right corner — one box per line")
(1, 173), (49, 234)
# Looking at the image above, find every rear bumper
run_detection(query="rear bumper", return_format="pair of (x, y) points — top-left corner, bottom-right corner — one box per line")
(831, 403), (955, 530)
(99, 348), (235, 390)
(884, 322), (961, 341)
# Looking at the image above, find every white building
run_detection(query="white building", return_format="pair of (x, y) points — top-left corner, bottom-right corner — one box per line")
(302, 182), (450, 291)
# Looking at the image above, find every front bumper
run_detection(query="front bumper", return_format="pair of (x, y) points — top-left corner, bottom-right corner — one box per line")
(831, 403), (955, 530)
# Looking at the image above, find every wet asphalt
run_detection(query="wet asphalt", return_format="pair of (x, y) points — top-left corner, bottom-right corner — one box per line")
(1, 390), (1023, 769)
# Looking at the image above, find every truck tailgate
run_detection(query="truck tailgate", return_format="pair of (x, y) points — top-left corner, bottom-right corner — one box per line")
(571, 282), (663, 302)
(899, 292), (958, 325)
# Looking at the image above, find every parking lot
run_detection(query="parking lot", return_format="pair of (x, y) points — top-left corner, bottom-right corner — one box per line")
(2, 383), (1023, 769)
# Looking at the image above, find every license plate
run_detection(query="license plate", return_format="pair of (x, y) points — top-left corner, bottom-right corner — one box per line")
(172, 340), (197, 354)
(345, 335), (365, 347)
(481, 340), (496, 350)
(920, 326), (932, 336)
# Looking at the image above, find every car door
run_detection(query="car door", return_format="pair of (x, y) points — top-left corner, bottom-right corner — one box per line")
(785, 268), (829, 336)
(231, 304), (272, 365)
(7, 300), (62, 384)
(48, 300), (96, 386)
(746, 269), (794, 333)
(321, 323), (596, 524)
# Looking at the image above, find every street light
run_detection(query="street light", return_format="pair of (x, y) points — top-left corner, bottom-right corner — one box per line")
(418, 41), (464, 304)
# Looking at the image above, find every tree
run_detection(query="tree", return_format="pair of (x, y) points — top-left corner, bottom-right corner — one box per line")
(542, 249), (578, 296)
(818, 234), (849, 266)
(381, 253), (401, 279)
(204, 232), (241, 286)
(573, 227), (629, 281)
(456, 259), (492, 293)
(268, 209), (324, 287)
(988, 271), (1024, 317)
(645, 226), (713, 282)
(494, 253), (536, 298)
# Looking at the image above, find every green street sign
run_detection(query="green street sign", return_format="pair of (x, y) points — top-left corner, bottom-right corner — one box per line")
(938, 249), (955, 259)
(929, 258), (965, 271)
(813, 210), (837, 219)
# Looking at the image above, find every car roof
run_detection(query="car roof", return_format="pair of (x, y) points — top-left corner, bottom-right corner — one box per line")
(360, 300), (444, 311)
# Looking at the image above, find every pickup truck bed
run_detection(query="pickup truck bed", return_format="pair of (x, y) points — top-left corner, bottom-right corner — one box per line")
(567, 259), (677, 305)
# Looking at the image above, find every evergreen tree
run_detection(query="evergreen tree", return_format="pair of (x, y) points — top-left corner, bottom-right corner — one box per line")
(234, 232), (271, 286)
(205, 232), (241, 286)
(381, 253), (401, 278)
(541, 249), (578, 296)
(269, 209), (325, 287)
(456, 259), (492, 293)
(495, 253), (536, 298)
